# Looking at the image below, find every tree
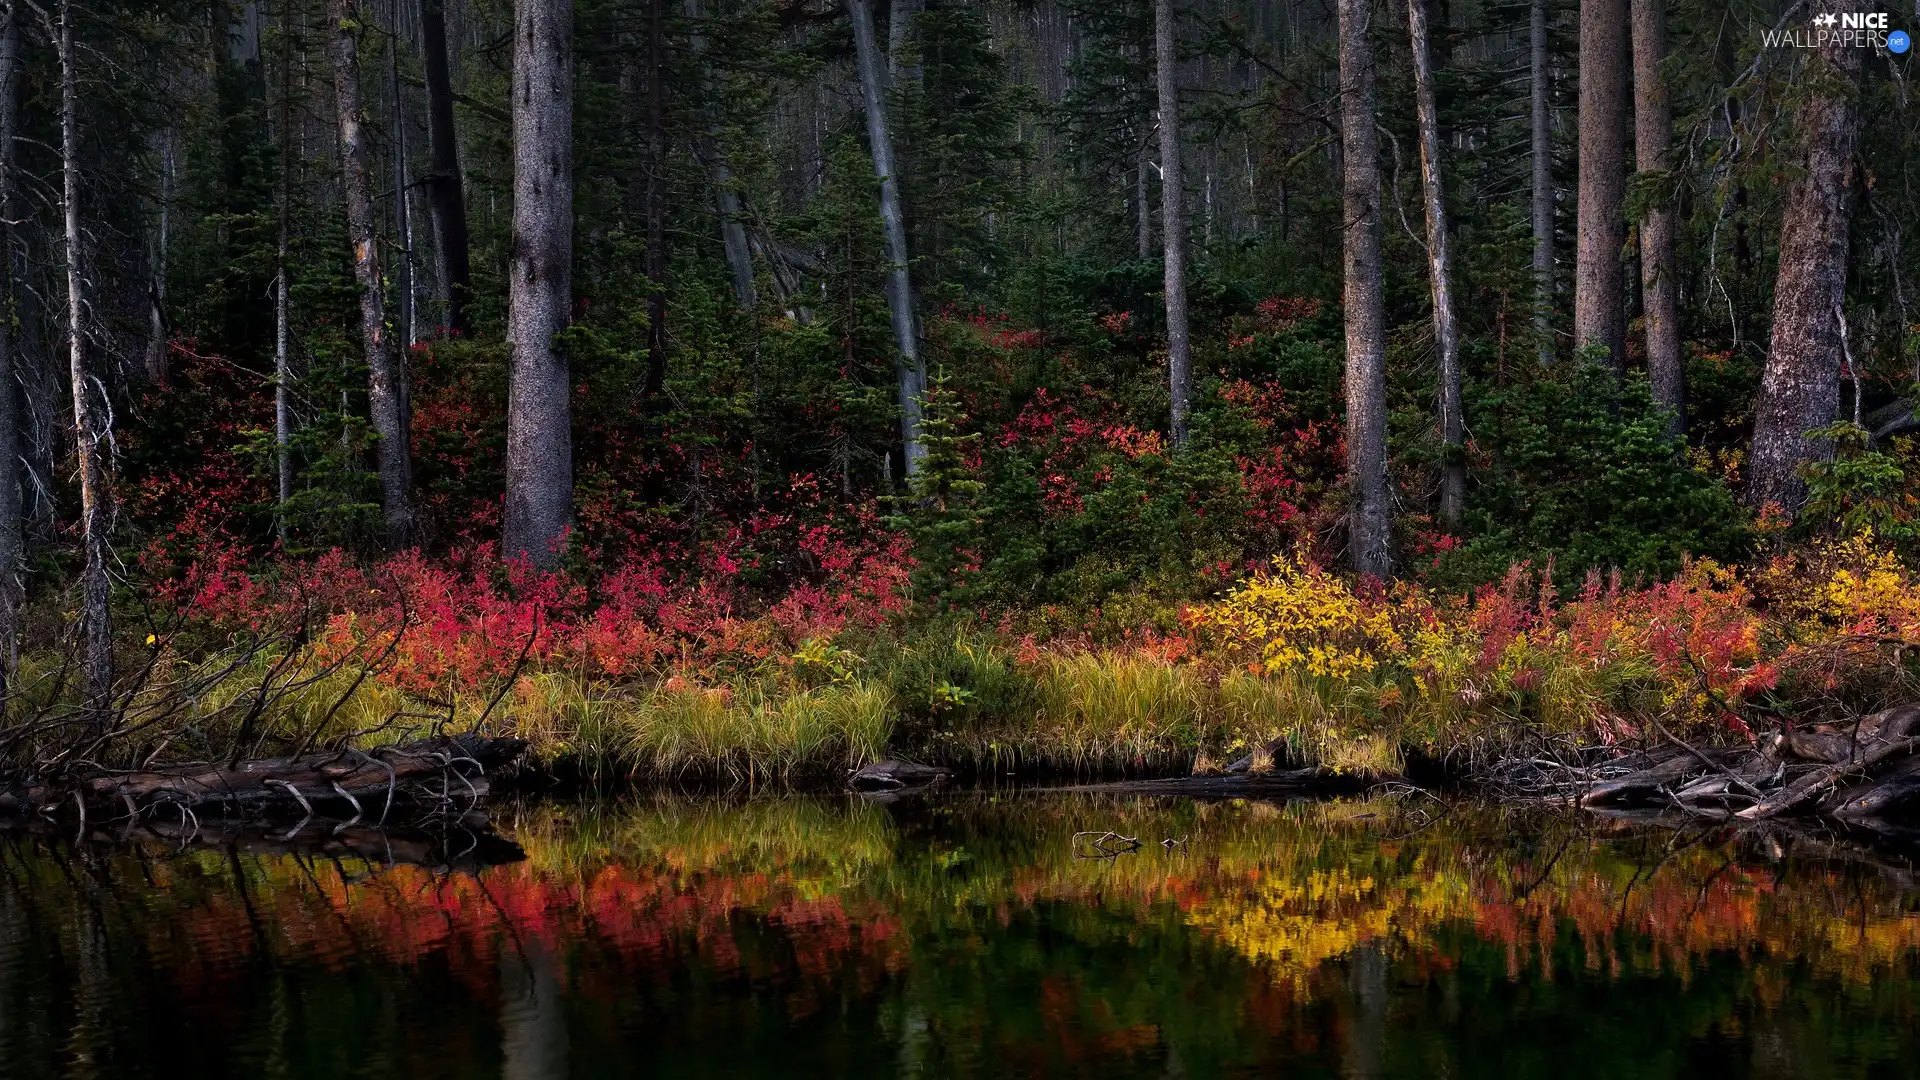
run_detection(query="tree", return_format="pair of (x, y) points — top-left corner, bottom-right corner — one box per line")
(891, 369), (984, 613)
(1530, 0), (1553, 363)
(418, 0), (472, 336)
(1407, 0), (1463, 530)
(684, 0), (754, 310)
(1338, 0), (1390, 577)
(1573, 0), (1627, 370)
(55, 0), (110, 718)
(503, 0), (576, 567)
(1631, 0), (1681, 432)
(328, 0), (412, 545)
(274, 0), (292, 545)
(846, 0), (925, 475)
(0, 2), (20, 680)
(1748, 0), (1864, 516)
(1155, 0), (1191, 451)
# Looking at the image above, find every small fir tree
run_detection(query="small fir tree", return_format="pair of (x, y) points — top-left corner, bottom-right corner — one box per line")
(892, 369), (985, 612)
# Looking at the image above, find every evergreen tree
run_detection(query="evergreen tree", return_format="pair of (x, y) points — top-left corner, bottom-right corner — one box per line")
(891, 369), (984, 613)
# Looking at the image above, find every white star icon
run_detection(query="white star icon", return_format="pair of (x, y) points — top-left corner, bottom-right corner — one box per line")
(1813, 12), (1838, 26)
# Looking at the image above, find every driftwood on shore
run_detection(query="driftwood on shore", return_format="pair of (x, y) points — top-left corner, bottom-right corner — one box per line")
(1498, 705), (1920, 826)
(0, 734), (528, 825)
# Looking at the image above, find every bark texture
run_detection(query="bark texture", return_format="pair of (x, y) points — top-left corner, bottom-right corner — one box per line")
(1631, 0), (1682, 432)
(0, 5), (20, 680)
(1156, 0), (1192, 450)
(1407, 0), (1463, 529)
(419, 0), (473, 336)
(387, 32), (415, 348)
(503, 0), (575, 567)
(1574, 0), (1628, 369)
(329, 0), (412, 545)
(1530, 0), (1553, 362)
(1337, 0), (1391, 577)
(275, 0), (292, 546)
(57, 0), (110, 719)
(1748, 0), (1863, 516)
(846, 0), (925, 474)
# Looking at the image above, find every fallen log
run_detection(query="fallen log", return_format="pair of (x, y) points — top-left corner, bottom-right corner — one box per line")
(1823, 753), (1920, 820)
(0, 734), (527, 822)
(1737, 734), (1920, 820)
(849, 759), (952, 792)
(1579, 747), (1705, 808)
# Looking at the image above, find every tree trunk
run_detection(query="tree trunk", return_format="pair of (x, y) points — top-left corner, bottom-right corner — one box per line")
(1156, 0), (1192, 450)
(274, 0), (293, 547)
(1573, 0), (1627, 370)
(1338, 0), (1390, 578)
(418, 0), (472, 336)
(1529, 0), (1552, 363)
(1408, 0), (1463, 530)
(0, 4), (20, 685)
(643, 0), (667, 407)
(56, 0), (111, 721)
(1631, 0), (1681, 433)
(329, 0), (412, 546)
(502, 0), (575, 567)
(846, 0), (925, 475)
(388, 28), (416, 349)
(146, 134), (169, 385)
(1747, 0), (1863, 516)
(684, 0), (755, 310)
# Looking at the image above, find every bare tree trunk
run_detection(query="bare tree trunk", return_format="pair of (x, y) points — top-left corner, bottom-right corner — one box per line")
(0, 3), (20, 685)
(643, 0), (667, 408)
(1530, 0), (1553, 362)
(329, 0), (412, 546)
(274, 0), (293, 547)
(1574, 0), (1628, 370)
(418, 0), (472, 336)
(388, 27), (416, 349)
(1338, 0), (1390, 577)
(1747, 0), (1862, 516)
(846, 0), (925, 475)
(684, 0), (755, 310)
(146, 134), (169, 385)
(502, 0), (574, 567)
(1156, 0), (1192, 450)
(1408, 0), (1462, 530)
(56, 0), (111, 720)
(1631, 0), (1681, 433)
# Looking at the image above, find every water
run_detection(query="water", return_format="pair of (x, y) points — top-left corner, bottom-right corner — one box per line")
(3, 791), (1920, 1078)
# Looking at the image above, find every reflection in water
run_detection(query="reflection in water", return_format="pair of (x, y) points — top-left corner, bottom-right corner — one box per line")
(1, 793), (1920, 1077)
(500, 941), (567, 1080)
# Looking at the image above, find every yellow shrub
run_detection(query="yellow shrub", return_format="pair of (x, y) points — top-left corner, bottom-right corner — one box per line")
(1188, 556), (1404, 679)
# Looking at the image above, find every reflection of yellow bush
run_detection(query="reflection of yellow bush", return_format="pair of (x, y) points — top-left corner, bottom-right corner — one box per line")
(1188, 556), (1404, 678)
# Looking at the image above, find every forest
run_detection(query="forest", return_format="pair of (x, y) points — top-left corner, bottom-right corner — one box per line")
(0, 0), (1913, 797)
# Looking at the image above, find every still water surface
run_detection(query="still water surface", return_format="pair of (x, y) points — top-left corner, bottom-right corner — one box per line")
(3, 792), (1920, 1078)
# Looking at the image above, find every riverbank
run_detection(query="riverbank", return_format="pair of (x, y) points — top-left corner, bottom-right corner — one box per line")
(7, 532), (1920, 810)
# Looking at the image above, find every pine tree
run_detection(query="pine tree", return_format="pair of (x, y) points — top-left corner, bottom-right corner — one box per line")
(891, 370), (984, 613)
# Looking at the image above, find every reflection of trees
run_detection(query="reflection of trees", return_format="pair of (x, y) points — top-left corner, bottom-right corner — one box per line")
(3, 796), (1920, 1075)
(500, 939), (567, 1080)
